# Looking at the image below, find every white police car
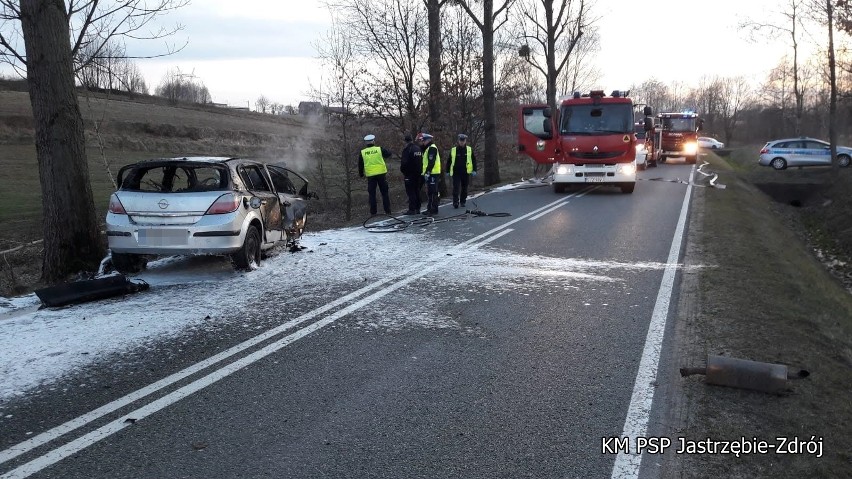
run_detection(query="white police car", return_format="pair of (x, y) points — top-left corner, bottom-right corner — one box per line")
(758, 137), (852, 170)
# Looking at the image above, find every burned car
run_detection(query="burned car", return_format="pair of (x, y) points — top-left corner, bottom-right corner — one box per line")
(106, 157), (311, 273)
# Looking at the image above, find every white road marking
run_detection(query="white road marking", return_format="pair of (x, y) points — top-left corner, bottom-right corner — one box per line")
(2, 229), (514, 479)
(527, 186), (595, 221)
(610, 166), (695, 479)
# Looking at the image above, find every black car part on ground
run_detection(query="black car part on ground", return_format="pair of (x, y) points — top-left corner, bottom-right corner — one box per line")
(34, 274), (149, 308)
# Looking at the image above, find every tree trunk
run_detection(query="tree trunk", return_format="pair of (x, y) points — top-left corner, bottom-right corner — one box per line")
(481, 0), (501, 185)
(426, 0), (443, 132)
(827, 0), (839, 172)
(20, 0), (105, 282)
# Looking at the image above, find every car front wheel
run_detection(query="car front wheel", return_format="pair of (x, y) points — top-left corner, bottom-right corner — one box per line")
(771, 157), (787, 170)
(838, 154), (851, 168)
(232, 225), (261, 271)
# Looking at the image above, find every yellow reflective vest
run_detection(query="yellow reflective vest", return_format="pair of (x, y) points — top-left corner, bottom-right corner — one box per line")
(422, 144), (441, 175)
(361, 146), (388, 177)
(449, 146), (473, 175)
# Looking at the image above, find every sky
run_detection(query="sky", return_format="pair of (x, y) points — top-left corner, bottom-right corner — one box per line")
(119, 0), (816, 109)
(0, 182), (679, 403)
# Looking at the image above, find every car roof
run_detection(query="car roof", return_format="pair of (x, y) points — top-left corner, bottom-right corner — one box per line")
(768, 137), (824, 144)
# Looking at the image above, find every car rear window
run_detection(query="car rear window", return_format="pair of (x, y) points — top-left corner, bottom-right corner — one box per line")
(120, 164), (229, 192)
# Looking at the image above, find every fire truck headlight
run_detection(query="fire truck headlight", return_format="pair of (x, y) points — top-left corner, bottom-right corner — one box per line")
(618, 163), (637, 175)
(684, 142), (698, 155)
(556, 164), (572, 175)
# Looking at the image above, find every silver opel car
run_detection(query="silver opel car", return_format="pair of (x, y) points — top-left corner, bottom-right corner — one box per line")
(106, 157), (311, 273)
(758, 137), (852, 170)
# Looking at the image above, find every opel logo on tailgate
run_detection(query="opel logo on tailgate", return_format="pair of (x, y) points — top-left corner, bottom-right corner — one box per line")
(158, 199), (169, 209)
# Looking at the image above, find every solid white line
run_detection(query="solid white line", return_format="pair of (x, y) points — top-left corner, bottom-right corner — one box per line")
(610, 166), (695, 479)
(528, 202), (568, 221)
(0, 210), (541, 466)
(527, 186), (596, 221)
(1, 185), (567, 469)
(1, 228), (514, 479)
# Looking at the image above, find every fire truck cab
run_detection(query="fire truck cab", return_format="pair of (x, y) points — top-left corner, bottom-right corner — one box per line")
(518, 90), (638, 194)
(649, 111), (703, 164)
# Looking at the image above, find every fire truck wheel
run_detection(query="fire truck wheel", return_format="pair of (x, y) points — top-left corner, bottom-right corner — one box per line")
(553, 183), (566, 193)
(621, 183), (635, 194)
(687, 155), (697, 164)
(660, 156), (667, 163)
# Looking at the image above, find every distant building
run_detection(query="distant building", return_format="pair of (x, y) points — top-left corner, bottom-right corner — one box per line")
(298, 101), (322, 116)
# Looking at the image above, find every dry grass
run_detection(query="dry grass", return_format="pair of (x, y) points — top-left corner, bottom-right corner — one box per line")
(664, 149), (852, 478)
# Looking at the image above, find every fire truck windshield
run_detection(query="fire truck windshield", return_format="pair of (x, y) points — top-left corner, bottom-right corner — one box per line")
(560, 104), (633, 135)
(661, 117), (697, 132)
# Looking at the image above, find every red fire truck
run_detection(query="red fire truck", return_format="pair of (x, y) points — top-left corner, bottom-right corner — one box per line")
(518, 90), (639, 194)
(646, 111), (703, 165)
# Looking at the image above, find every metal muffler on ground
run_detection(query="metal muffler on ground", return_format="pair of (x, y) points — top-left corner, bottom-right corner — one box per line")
(681, 355), (809, 394)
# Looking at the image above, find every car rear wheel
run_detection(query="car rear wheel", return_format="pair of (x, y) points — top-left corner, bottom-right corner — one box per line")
(771, 157), (787, 170)
(838, 154), (851, 168)
(232, 225), (261, 271)
(111, 252), (147, 274)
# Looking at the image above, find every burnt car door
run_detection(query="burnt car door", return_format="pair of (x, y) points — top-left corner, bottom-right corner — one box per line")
(237, 163), (284, 245)
(267, 164), (310, 239)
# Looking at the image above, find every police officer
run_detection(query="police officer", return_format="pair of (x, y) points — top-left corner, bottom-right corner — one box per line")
(400, 133), (422, 215)
(418, 132), (440, 215)
(358, 134), (392, 216)
(446, 133), (477, 208)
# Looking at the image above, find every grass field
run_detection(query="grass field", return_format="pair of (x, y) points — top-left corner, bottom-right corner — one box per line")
(664, 148), (852, 478)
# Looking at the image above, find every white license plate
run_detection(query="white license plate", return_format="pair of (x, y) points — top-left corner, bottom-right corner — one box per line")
(585, 177), (606, 183)
(138, 229), (188, 246)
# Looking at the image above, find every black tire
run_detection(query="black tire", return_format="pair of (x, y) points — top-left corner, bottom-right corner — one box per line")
(687, 155), (697, 164)
(111, 252), (146, 274)
(838, 154), (851, 168)
(660, 156), (667, 163)
(232, 225), (261, 271)
(621, 183), (635, 194)
(771, 157), (787, 170)
(553, 183), (566, 193)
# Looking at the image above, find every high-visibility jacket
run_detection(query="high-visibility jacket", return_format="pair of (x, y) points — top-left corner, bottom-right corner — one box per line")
(361, 146), (388, 177)
(449, 146), (473, 175)
(422, 144), (441, 175)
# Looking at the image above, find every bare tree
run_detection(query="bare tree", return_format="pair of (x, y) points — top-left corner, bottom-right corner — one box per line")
(77, 36), (148, 94)
(425, 0), (450, 132)
(814, 0), (840, 169)
(154, 67), (210, 104)
(717, 76), (753, 144)
(312, 13), (360, 221)
(455, 0), (514, 185)
(556, 25), (600, 96)
(515, 0), (594, 112)
(256, 95), (271, 114)
(329, 0), (427, 134)
(0, 0), (187, 282)
(742, 0), (809, 135)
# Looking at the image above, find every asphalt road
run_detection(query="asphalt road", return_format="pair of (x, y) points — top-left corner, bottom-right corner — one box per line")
(0, 160), (700, 479)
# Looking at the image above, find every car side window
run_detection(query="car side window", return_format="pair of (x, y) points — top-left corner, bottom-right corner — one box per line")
(268, 167), (296, 194)
(804, 141), (826, 150)
(239, 165), (272, 192)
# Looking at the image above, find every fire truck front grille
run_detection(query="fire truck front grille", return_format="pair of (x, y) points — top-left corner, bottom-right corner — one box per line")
(570, 151), (621, 160)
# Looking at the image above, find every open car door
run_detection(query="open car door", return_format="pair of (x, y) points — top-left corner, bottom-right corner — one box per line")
(518, 104), (558, 164)
(267, 164), (310, 240)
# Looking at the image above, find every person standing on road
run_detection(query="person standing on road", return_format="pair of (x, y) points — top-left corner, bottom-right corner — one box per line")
(400, 133), (422, 215)
(418, 132), (441, 215)
(446, 133), (477, 209)
(358, 134), (392, 216)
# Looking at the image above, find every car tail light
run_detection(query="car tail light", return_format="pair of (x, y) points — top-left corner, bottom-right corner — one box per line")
(108, 194), (126, 214)
(205, 193), (240, 215)
(759, 147), (769, 154)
